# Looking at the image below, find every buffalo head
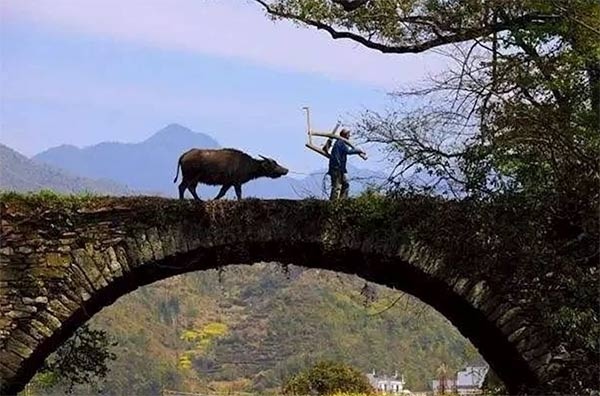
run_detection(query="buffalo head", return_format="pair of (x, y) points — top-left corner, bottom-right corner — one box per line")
(258, 155), (288, 178)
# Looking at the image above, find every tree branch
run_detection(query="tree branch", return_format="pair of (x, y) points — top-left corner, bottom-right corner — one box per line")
(255, 0), (562, 55)
(331, 0), (370, 12)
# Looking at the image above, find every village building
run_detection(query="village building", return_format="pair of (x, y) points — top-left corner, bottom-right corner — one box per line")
(431, 365), (489, 395)
(367, 370), (412, 395)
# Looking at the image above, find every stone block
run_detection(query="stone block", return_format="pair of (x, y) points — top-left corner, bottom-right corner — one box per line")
(37, 310), (62, 332)
(105, 247), (124, 278)
(7, 310), (31, 319)
(135, 231), (155, 263)
(146, 227), (164, 261)
(90, 247), (114, 284)
(11, 328), (39, 350)
(71, 249), (108, 291)
(29, 319), (53, 338)
(496, 306), (522, 328)
(47, 299), (73, 321)
(0, 350), (22, 370)
(6, 337), (33, 359)
(67, 265), (95, 296)
(159, 227), (177, 258)
(0, 361), (16, 378)
(114, 244), (131, 272)
(45, 252), (71, 268)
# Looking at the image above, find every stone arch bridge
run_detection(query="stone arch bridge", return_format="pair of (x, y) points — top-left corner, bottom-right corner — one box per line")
(0, 196), (571, 394)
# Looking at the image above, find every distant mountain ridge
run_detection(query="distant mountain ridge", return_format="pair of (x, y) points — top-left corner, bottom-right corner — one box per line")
(0, 143), (132, 195)
(33, 124), (220, 196)
(33, 124), (386, 199)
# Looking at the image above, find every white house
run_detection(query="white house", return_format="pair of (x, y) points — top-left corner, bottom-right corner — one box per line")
(367, 370), (411, 395)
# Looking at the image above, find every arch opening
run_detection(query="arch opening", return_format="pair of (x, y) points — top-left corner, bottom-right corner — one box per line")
(6, 241), (538, 395)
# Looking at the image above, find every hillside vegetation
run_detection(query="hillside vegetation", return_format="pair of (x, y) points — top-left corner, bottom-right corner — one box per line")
(49, 263), (480, 395)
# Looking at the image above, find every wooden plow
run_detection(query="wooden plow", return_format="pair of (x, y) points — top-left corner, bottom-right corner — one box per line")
(303, 106), (367, 160)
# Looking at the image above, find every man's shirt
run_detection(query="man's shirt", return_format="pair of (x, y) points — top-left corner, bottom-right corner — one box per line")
(329, 139), (361, 174)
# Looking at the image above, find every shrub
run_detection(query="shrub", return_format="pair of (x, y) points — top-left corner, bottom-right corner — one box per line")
(283, 361), (373, 395)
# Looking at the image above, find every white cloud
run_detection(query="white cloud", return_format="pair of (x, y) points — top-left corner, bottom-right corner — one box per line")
(1, 0), (445, 87)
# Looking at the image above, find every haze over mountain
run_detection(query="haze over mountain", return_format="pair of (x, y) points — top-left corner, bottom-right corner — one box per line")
(0, 143), (131, 195)
(33, 124), (386, 199)
(32, 124), (218, 197)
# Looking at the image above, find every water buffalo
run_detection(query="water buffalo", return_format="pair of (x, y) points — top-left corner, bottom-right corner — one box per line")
(173, 148), (289, 200)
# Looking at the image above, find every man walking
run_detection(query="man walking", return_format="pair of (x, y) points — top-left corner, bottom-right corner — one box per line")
(323, 128), (365, 200)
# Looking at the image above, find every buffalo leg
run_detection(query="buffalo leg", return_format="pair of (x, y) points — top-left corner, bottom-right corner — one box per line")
(188, 183), (201, 201)
(178, 181), (188, 200)
(234, 184), (243, 200)
(214, 185), (231, 200)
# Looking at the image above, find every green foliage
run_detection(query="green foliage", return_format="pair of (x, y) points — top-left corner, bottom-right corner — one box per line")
(258, 1), (599, 393)
(53, 264), (479, 395)
(28, 371), (60, 392)
(260, 0), (599, 202)
(0, 190), (102, 212)
(283, 361), (373, 395)
(31, 324), (117, 394)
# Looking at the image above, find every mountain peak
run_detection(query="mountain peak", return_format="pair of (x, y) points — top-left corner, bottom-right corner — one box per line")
(146, 123), (193, 141)
(163, 123), (191, 133)
(143, 123), (219, 149)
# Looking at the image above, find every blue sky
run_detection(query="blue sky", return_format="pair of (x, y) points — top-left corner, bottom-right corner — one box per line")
(0, 0), (443, 173)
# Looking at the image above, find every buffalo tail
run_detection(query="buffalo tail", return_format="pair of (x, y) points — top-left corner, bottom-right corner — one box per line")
(173, 156), (182, 183)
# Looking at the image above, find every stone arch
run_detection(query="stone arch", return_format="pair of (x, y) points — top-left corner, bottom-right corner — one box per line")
(0, 198), (554, 395)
